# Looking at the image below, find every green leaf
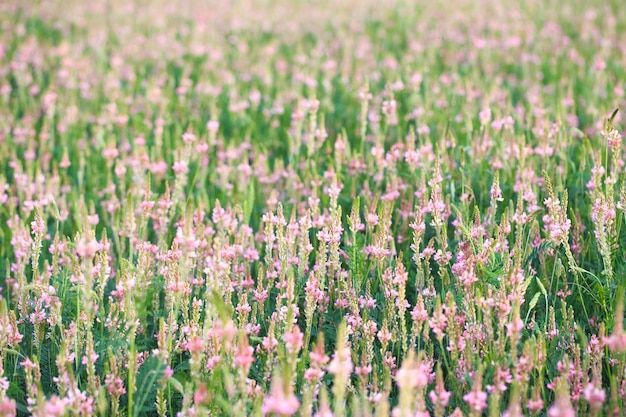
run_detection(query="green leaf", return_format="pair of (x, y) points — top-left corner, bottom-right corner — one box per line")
(132, 356), (166, 417)
(536, 276), (548, 298)
(167, 376), (185, 395)
(528, 292), (541, 314)
(243, 180), (255, 225)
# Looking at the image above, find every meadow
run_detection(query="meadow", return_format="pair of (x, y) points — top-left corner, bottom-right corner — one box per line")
(0, 0), (626, 415)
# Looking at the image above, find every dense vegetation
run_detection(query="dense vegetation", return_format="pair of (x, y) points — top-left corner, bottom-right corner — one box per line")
(0, 0), (626, 415)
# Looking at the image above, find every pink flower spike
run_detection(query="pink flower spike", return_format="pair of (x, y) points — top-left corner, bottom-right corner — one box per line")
(262, 376), (299, 416)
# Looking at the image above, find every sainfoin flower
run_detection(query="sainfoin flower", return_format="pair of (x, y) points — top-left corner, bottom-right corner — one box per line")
(76, 237), (101, 258)
(395, 355), (430, 389)
(583, 383), (605, 410)
(283, 326), (304, 354)
(2, 2), (626, 417)
(262, 377), (299, 416)
(463, 389), (488, 414)
(328, 347), (353, 380)
(601, 121), (622, 150)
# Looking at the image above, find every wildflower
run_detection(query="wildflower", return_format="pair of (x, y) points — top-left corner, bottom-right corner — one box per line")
(543, 195), (571, 246)
(104, 375), (126, 397)
(44, 395), (67, 417)
(430, 365), (451, 414)
(262, 376), (299, 416)
(172, 160), (189, 175)
(601, 118), (621, 150)
(479, 108), (492, 125)
(309, 337), (329, 367)
(527, 398), (544, 413)
(428, 302), (447, 342)
(605, 332), (626, 352)
(0, 397), (16, 417)
(194, 383), (209, 405)
(328, 347), (353, 380)
(463, 367), (487, 416)
(206, 119), (219, 133)
(490, 174), (504, 202)
(325, 182), (343, 200)
(182, 132), (197, 143)
(234, 337), (255, 373)
(186, 335), (204, 354)
(548, 376), (576, 417)
(395, 355), (430, 389)
(283, 326), (304, 354)
(102, 147), (119, 160)
(76, 237), (101, 259)
(30, 216), (46, 236)
(463, 389), (487, 414)
(355, 365), (372, 377)
(583, 383), (605, 411)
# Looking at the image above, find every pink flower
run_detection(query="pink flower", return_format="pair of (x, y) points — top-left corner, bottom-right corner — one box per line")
(194, 383), (209, 405)
(429, 388), (451, 409)
(102, 147), (119, 160)
(44, 395), (67, 417)
(463, 390), (487, 413)
(105, 375), (126, 397)
(262, 380), (299, 416)
(304, 367), (325, 381)
(604, 332), (626, 352)
(583, 383), (606, 411)
(328, 348), (353, 380)
(325, 183), (343, 199)
(309, 341), (329, 366)
(150, 160), (168, 175)
(234, 340), (255, 372)
(479, 108), (492, 125)
(206, 120), (220, 133)
(601, 125), (621, 150)
(172, 160), (189, 175)
(30, 217), (46, 235)
(355, 365), (372, 377)
(187, 335), (204, 354)
(0, 397), (16, 417)
(527, 398), (544, 413)
(548, 381), (576, 417)
(428, 304), (447, 341)
(548, 403), (576, 417)
(206, 355), (221, 370)
(506, 318), (524, 338)
(283, 326), (304, 354)
(396, 359), (430, 389)
(59, 155), (71, 168)
(182, 132), (197, 143)
(377, 327), (392, 343)
(76, 238), (101, 259)
(81, 351), (99, 365)
(262, 335), (278, 352)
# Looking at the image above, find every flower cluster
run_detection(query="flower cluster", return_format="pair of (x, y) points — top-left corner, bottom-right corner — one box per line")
(0, 0), (625, 416)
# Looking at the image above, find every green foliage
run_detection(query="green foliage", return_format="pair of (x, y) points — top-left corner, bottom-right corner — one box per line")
(132, 356), (166, 417)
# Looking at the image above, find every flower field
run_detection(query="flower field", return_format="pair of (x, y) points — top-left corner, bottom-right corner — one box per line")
(1, 0), (626, 415)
